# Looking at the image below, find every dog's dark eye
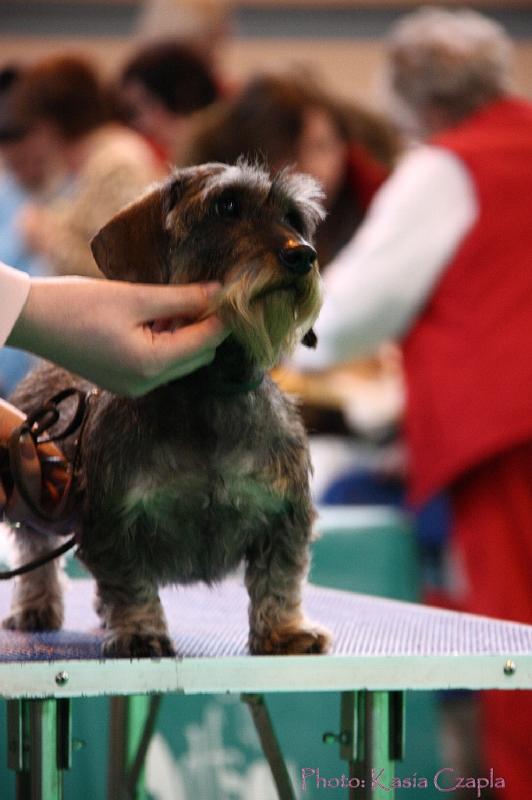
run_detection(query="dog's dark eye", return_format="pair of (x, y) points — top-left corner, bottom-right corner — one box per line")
(284, 210), (305, 235)
(214, 196), (240, 218)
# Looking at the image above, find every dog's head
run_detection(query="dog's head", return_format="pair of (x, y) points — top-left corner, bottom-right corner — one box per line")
(91, 160), (325, 368)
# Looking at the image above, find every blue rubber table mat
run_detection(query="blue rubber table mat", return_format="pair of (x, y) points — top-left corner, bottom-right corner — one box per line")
(1, 578), (532, 662)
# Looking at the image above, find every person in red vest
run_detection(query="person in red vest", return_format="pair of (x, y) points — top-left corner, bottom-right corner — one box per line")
(295, 7), (532, 797)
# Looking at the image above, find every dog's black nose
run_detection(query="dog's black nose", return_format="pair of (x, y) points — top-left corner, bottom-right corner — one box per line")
(278, 243), (317, 275)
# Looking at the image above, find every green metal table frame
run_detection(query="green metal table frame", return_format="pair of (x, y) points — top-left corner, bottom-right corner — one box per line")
(5, 689), (406, 800)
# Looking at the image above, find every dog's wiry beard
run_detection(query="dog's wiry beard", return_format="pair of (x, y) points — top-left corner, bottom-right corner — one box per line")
(213, 265), (322, 368)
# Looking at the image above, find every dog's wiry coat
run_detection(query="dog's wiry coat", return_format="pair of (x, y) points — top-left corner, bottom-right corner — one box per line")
(4, 161), (331, 658)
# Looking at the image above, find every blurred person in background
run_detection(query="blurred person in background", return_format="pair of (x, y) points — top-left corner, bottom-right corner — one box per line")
(294, 8), (532, 796)
(119, 40), (221, 166)
(135, 0), (231, 65)
(11, 55), (161, 279)
(0, 66), (62, 208)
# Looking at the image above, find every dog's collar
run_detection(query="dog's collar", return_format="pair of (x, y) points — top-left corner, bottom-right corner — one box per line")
(210, 373), (265, 396)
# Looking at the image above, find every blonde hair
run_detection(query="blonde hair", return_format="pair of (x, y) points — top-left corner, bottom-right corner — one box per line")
(387, 6), (512, 125)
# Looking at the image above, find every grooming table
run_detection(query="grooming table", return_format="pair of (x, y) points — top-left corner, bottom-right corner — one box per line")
(1, 579), (532, 800)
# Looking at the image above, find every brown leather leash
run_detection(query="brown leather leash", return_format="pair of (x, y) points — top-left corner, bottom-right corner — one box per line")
(0, 388), (97, 579)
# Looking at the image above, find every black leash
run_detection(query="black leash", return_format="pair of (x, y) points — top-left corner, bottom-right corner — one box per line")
(0, 538), (78, 580)
(0, 387), (96, 580)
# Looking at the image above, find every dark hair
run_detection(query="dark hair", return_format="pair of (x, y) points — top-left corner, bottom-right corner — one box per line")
(190, 73), (399, 170)
(122, 41), (219, 115)
(12, 56), (107, 140)
(0, 65), (27, 143)
(0, 65), (20, 94)
(191, 75), (331, 167)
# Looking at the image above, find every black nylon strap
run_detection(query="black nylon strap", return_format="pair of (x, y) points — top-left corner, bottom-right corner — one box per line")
(0, 536), (77, 580)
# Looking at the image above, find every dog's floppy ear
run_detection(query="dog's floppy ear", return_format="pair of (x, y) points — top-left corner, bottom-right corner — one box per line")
(91, 186), (170, 283)
(301, 328), (318, 348)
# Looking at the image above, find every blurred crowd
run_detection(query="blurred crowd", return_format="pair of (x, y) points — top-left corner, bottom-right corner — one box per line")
(1, 4), (531, 797)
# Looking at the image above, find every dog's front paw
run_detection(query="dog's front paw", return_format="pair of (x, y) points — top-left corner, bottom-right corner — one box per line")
(102, 632), (176, 659)
(2, 603), (63, 632)
(250, 621), (331, 655)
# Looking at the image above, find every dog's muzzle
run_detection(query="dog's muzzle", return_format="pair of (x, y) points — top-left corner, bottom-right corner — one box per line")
(278, 242), (317, 276)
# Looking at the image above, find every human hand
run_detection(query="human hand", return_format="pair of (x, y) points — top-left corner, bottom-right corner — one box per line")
(7, 277), (228, 396)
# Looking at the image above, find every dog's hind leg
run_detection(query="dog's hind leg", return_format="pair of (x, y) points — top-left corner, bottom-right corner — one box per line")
(95, 577), (175, 658)
(245, 526), (331, 656)
(2, 525), (64, 631)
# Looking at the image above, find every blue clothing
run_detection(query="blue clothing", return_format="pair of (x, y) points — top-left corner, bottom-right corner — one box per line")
(0, 173), (45, 276)
(0, 172), (45, 395)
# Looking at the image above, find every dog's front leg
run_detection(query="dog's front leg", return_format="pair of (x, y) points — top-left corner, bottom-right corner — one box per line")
(245, 523), (331, 656)
(2, 525), (64, 631)
(95, 578), (175, 658)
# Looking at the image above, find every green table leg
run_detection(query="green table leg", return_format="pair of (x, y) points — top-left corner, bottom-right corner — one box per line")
(7, 698), (71, 800)
(324, 691), (405, 799)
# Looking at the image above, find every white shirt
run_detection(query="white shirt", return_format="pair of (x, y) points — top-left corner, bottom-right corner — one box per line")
(294, 145), (479, 370)
(0, 262), (30, 347)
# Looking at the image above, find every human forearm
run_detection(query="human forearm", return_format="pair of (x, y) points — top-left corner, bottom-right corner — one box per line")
(6, 276), (227, 396)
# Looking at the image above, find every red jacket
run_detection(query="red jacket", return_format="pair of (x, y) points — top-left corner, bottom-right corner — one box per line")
(348, 142), (388, 209)
(402, 97), (532, 503)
